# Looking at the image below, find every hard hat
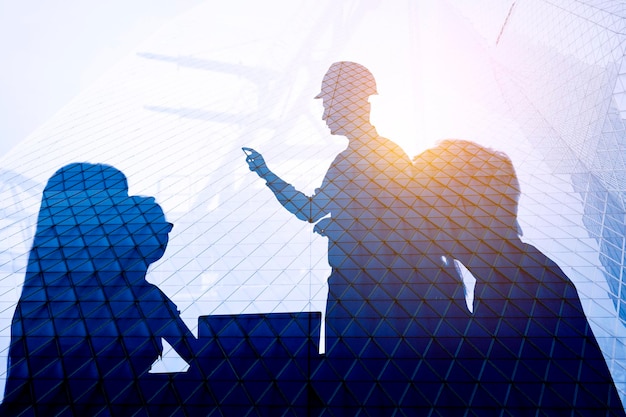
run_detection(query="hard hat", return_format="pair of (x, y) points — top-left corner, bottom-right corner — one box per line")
(314, 61), (377, 100)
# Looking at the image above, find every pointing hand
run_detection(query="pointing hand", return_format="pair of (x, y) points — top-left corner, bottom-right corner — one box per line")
(242, 147), (270, 178)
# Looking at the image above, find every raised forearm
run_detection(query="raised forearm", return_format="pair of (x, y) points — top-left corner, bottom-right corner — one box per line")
(244, 148), (326, 222)
(263, 172), (316, 222)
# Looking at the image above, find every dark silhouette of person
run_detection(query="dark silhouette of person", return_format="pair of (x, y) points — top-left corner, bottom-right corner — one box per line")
(414, 139), (626, 415)
(2, 163), (197, 416)
(244, 61), (415, 353)
(244, 62), (470, 414)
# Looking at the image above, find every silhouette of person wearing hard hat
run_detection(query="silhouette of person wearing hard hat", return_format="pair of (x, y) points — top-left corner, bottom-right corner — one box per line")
(244, 62), (469, 412)
(244, 61), (415, 352)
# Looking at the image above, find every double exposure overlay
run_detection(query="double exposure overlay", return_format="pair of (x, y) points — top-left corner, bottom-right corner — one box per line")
(1, 1), (625, 415)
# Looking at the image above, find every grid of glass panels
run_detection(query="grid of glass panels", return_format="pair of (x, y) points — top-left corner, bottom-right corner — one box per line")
(0, 0), (625, 414)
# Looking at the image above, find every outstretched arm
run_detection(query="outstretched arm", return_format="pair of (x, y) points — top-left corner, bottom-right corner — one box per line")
(243, 147), (327, 222)
(164, 317), (198, 364)
(140, 284), (199, 364)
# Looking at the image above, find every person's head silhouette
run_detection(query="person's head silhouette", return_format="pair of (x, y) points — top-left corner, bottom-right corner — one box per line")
(414, 139), (522, 242)
(314, 61), (377, 138)
(42, 162), (128, 197)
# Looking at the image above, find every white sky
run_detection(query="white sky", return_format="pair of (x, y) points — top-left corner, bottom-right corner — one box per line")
(0, 1), (200, 157)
